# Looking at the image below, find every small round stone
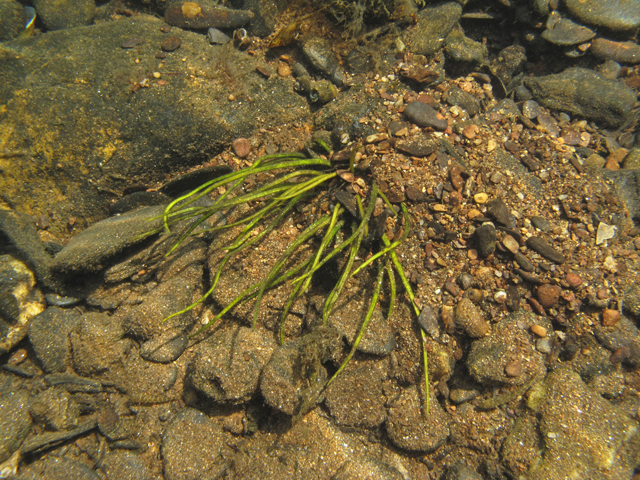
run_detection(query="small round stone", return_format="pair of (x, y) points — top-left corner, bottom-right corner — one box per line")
(474, 192), (488, 204)
(161, 36), (181, 52)
(502, 234), (520, 254)
(232, 138), (251, 158)
(602, 309), (620, 326)
(565, 272), (583, 288)
(278, 63), (291, 77)
(505, 360), (522, 377)
(537, 284), (561, 308)
(530, 324), (547, 338)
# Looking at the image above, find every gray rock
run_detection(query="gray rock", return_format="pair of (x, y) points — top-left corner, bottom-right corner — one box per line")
(301, 36), (347, 86)
(467, 311), (549, 386)
(564, 0), (640, 31)
(260, 328), (339, 417)
(33, 0), (95, 30)
(51, 205), (165, 275)
(444, 464), (484, 480)
(595, 315), (640, 366)
(525, 236), (566, 264)
(530, 216), (551, 232)
(487, 198), (516, 228)
(602, 169), (640, 223)
(473, 224), (496, 258)
(444, 29), (488, 68)
(207, 27), (231, 45)
(189, 325), (275, 404)
(385, 386), (450, 452)
(119, 237), (206, 341)
(139, 331), (189, 363)
(99, 450), (153, 480)
(591, 38), (640, 64)
(404, 2), (463, 56)
(326, 295), (395, 355)
(162, 408), (223, 480)
(623, 282), (640, 318)
(524, 67), (637, 127)
(541, 17), (595, 46)
(114, 352), (185, 404)
(69, 312), (128, 379)
(0, 390), (32, 463)
(403, 101), (448, 131)
(0, 0), (24, 41)
(29, 307), (81, 373)
(500, 415), (541, 478)
(29, 387), (79, 431)
(527, 368), (640, 479)
(324, 361), (387, 428)
(443, 86), (481, 117)
(489, 45), (527, 88)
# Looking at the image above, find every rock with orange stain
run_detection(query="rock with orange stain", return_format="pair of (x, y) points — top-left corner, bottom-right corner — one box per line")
(165, 1), (253, 29)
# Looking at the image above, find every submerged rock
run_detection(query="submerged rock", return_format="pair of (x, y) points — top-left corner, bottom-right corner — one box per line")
(524, 67), (637, 127)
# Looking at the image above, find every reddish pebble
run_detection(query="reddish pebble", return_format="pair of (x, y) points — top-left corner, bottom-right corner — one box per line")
(537, 283), (561, 308)
(602, 309), (620, 326)
(610, 346), (629, 364)
(232, 138), (251, 158)
(596, 289), (608, 300)
(565, 272), (583, 288)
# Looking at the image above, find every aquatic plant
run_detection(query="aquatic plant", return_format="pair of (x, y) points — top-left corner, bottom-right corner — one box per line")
(318, 0), (425, 37)
(152, 149), (430, 413)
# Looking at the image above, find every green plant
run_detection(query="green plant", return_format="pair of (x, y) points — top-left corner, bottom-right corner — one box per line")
(152, 149), (430, 413)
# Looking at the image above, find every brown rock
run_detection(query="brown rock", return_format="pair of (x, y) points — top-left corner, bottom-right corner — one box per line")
(537, 284), (561, 308)
(455, 298), (490, 338)
(602, 309), (620, 326)
(565, 272), (583, 289)
(161, 36), (181, 52)
(232, 138), (251, 158)
(530, 324), (547, 338)
(501, 234), (519, 254)
(504, 360), (522, 377)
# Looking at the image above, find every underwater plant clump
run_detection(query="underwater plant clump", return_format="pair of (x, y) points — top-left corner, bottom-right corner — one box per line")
(318, 0), (425, 37)
(151, 149), (431, 412)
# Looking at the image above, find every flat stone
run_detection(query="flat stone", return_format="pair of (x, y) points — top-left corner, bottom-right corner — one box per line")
(0, 390), (32, 463)
(189, 325), (275, 404)
(403, 2), (462, 56)
(541, 17), (595, 46)
(51, 205), (166, 275)
(29, 307), (82, 373)
(564, 0), (640, 31)
(525, 236), (566, 264)
(591, 38), (640, 65)
(162, 408), (223, 480)
(524, 67), (636, 128)
(403, 101), (448, 131)
(385, 386), (450, 452)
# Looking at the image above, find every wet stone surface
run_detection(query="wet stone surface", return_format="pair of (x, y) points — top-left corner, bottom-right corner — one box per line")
(0, 0), (640, 478)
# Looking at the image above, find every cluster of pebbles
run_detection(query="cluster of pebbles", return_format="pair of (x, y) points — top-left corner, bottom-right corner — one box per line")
(1, 0), (640, 479)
